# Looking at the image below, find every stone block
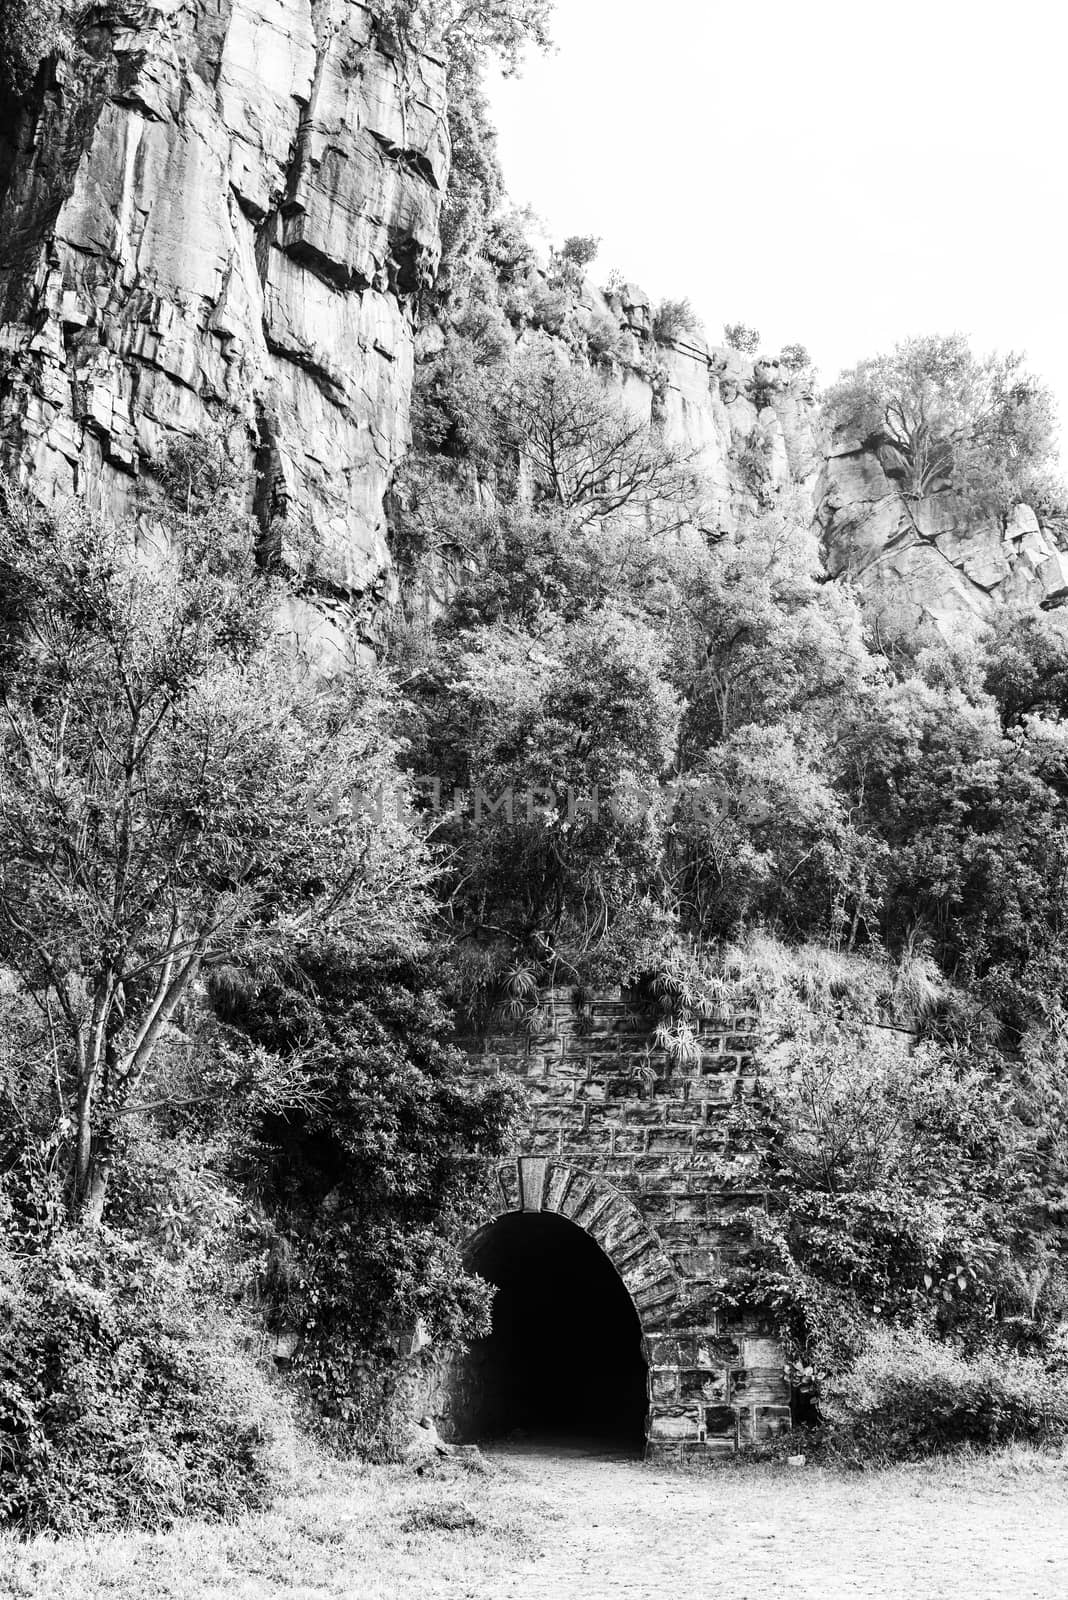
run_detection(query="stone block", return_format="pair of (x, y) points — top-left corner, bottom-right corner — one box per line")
(742, 1337), (784, 1368)
(702, 1405), (737, 1438)
(701, 1054), (738, 1073)
(646, 1130), (696, 1156)
(651, 1370), (678, 1402)
(625, 1103), (664, 1126)
(648, 1411), (701, 1442)
(647, 1337), (684, 1368)
(611, 1129), (646, 1155)
(679, 1368), (728, 1403)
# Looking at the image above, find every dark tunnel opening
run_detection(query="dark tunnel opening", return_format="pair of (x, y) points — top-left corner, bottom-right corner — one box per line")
(456, 1210), (648, 1455)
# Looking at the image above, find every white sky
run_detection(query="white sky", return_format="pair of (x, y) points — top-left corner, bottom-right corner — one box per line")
(486, 0), (1068, 462)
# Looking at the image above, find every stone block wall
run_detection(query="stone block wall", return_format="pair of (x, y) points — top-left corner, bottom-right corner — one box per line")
(437, 987), (791, 1460)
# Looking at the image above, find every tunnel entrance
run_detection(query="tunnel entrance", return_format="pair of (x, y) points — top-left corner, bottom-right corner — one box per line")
(455, 1210), (648, 1455)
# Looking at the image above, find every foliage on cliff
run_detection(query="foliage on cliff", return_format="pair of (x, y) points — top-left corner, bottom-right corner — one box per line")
(0, 0), (68, 101)
(824, 334), (1064, 516)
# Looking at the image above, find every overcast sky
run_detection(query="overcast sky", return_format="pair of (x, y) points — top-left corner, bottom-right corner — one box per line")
(486, 0), (1068, 461)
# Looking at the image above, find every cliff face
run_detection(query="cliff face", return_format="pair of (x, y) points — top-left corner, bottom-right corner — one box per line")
(817, 441), (1068, 637)
(0, 0), (447, 666)
(2, 12), (1063, 653)
(566, 280), (820, 536)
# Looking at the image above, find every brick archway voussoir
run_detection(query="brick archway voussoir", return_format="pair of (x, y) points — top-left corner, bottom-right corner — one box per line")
(492, 1157), (679, 1318)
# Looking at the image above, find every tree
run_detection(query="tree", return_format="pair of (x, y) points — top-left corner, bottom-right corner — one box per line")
(373, 0), (554, 76)
(560, 235), (599, 268)
(653, 298), (701, 344)
(213, 935), (519, 1413)
(0, 0), (67, 101)
(719, 1010), (1067, 1392)
(823, 334), (1063, 513)
(982, 606), (1068, 728)
(779, 343), (811, 372)
(401, 605), (679, 982)
(723, 322), (761, 354)
(0, 478), (426, 1223)
(495, 351), (703, 531)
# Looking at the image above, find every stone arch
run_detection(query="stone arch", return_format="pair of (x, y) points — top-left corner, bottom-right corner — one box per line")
(479, 1156), (680, 1341)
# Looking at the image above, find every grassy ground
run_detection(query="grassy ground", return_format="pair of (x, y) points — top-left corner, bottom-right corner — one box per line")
(3, 1440), (1068, 1600)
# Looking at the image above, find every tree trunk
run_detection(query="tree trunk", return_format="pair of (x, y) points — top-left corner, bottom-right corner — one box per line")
(83, 1150), (112, 1228)
(73, 1078), (95, 1219)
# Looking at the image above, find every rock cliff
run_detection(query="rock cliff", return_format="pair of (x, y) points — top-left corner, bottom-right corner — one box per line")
(1, 10), (1064, 649)
(603, 283), (820, 536)
(0, 0), (448, 666)
(816, 439), (1068, 638)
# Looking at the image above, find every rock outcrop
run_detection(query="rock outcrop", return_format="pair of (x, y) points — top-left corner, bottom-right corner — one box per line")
(0, 0), (448, 666)
(500, 266), (822, 537)
(2, 9), (1063, 654)
(816, 440), (1068, 639)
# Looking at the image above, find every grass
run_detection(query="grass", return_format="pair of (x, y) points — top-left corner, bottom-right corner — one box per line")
(2, 1441), (1066, 1600)
(0, 1445), (554, 1600)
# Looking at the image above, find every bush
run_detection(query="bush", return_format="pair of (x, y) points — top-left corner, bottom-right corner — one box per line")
(560, 234), (599, 268)
(779, 342), (811, 372)
(723, 321), (761, 354)
(586, 310), (622, 362)
(653, 297), (701, 344)
(0, 1231), (286, 1534)
(0, 0), (67, 101)
(822, 1325), (1068, 1458)
(526, 278), (570, 335)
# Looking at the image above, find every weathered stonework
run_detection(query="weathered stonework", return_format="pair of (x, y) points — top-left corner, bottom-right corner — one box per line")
(0, 0), (448, 667)
(429, 989), (789, 1461)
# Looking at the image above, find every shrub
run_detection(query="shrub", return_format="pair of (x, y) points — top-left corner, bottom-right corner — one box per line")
(560, 234), (600, 269)
(779, 342), (811, 372)
(213, 939), (520, 1426)
(586, 310), (621, 362)
(0, 1231), (286, 1534)
(0, 0), (67, 101)
(652, 297), (701, 344)
(822, 1325), (1068, 1458)
(723, 321), (761, 354)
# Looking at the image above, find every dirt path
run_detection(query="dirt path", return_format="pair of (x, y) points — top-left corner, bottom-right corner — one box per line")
(5, 1440), (1068, 1599)
(484, 1440), (1068, 1600)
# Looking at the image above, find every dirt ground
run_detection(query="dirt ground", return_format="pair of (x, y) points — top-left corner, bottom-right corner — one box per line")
(486, 1440), (1068, 1600)
(4, 1439), (1068, 1600)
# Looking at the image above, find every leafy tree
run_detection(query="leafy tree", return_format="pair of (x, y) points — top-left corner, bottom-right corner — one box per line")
(723, 322), (761, 354)
(823, 334), (1063, 513)
(835, 664), (1068, 1031)
(213, 937), (519, 1416)
(982, 606), (1068, 728)
(779, 343), (811, 372)
(560, 234), (599, 268)
(494, 350), (703, 531)
(718, 1011), (1060, 1395)
(0, 0), (67, 101)
(402, 605), (678, 980)
(434, 70), (505, 301)
(0, 476), (425, 1223)
(670, 496), (875, 755)
(653, 298), (702, 344)
(373, 0), (553, 76)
